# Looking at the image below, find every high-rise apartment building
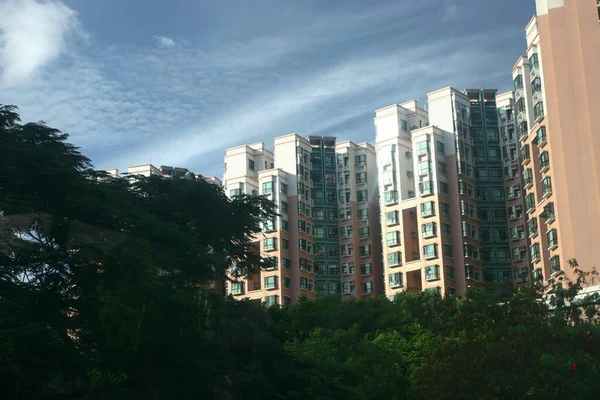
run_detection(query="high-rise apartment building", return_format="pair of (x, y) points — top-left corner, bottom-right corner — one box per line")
(223, 134), (383, 305)
(497, 92), (531, 284)
(511, 0), (600, 284)
(375, 98), (468, 298)
(376, 87), (533, 298)
(331, 139), (383, 299)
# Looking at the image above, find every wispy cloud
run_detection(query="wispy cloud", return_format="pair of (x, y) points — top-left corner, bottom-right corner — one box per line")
(443, 0), (459, 22)
(0, 0), (84, 88)
(0, 0), (522, 177)
(154, 35), (176, 48)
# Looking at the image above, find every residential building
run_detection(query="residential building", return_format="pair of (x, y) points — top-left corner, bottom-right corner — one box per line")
(497, 92), (531, 284)
(106, 164), (222, 186)
(332, 139), (383, 299)
(512, 0), (600, 285)
(375, 98), (467, 298)
(223, 134), (383, 305)
(223, 137), (312, 307)
(376, 87), (537, 298)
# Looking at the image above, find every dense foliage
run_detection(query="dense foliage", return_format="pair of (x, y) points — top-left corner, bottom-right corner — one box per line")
(1, 105), (600, 399)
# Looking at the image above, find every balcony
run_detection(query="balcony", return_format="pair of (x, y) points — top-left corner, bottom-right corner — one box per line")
(542, 203), (555, 224)
(519, 121), (529, 141)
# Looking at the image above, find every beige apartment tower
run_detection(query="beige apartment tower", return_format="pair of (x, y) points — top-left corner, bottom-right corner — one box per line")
(223, 134), (383, 306)
(512, 0), (600, 284)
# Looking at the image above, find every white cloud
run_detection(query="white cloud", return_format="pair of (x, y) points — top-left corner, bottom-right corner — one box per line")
(0, 0), (84, 88)
(154, 35), (176, 48)
(0, 0), (521, 177)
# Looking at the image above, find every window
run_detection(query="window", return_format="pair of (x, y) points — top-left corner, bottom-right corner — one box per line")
(341, 244), (354, 256)
(388, 251), (402, 267)
(263, 219), (276, 232)
(401, 119), (408, 131)
(359, 226), (370, 238)
(327, 209), (338, 221)
(525, 193), (536, 211)
(513, 75), (523, 90)
(342, 281), (356, 294)
(314, 227), (325, 239)
(534, 102), (544, 119)
(315, 243), (325, 257)
(547, 229), (558, 249)
(231, 282), (244, 295)
(283, 257), (291, 269)
(510, 225), (525, 241)
(327, 245), (338, 257)
(312, 207), (324, 221)
(280, 201), (288, 214)
(384, 190), (398, 205)
(489, 169), (503, 181)
(530, 243), (541, 262)
(443, 244), (453, 257)
(342, 262), (354, 275)
(358, 208), (368, 220)
(477, 168), (489, 181)
(328, 264), (340, 276)
(386, 211), (399, 226)
(356, 172), (367, 183)
(417, 140), (429, 154)
(360, 263), (372, 275)
(425, 265), (440, 280)
(264, 276), (278, 290)
(280, 183), (288, 195)
(528, 218), (538, 237)
(386, 231), (400, 246)
(491, 188), (504, 201)
(539, 151), (550, 170)
(355, 154), (366, 166)
(542, 177), (552, 198)
(423, 244), (438, 259)
(441, 202), (449, 216)
(550, 255), (561, 274)
(438, 161), (447, 174)
(442, 223), (451, 237)
(229, 188), (243, 197)
(439, 182), (448, 195)
(422, 222), (437, 238)
(494, 208), (507, 221)
(327, 227), (338, 239)
(361, 281), (373, 294)
(529, 53), (539, 69)
(418, 161), (432, 175)
(420, 201), (435, 217)
(249, 159), (255, 171)
(283, 277), (291, 289)
(512, 246), (527, 261)
(264, 237), (277, 251)
(357, 190), (368, 202)
(299, 239), (312, 254)
(359, 245), (371, 257)
(523, 168), (533, 187)
(437, 141), (445, 155)
(536, 126), (547, 146)
(389, 272), (403, 287)
(282, 239), (289, 250)
(445, 265), (454, 280)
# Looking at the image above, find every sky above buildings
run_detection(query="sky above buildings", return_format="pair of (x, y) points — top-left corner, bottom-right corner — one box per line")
(0, 0), (535, 177)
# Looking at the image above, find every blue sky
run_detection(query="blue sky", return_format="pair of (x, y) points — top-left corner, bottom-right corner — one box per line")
(0, 0), (535, 177)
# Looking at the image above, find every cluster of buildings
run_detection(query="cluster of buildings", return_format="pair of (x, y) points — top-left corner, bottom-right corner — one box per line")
(111, 0), (600, 304)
